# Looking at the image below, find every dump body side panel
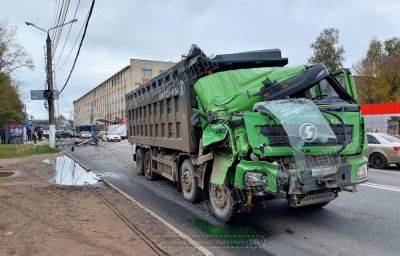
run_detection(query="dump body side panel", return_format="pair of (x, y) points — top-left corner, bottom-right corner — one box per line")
(126, 67), (196, 153)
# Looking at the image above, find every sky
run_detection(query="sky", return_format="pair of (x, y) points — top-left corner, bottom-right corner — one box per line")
(1, 0), (400, 120)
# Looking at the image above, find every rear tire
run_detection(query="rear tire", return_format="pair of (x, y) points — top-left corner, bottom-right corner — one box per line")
(144, 151), (156, 180)
(396, 164), (400, 168)
(208, 181), (236, 222)
(136, 148), (145, 176)
(369, 153), (387, 169)
(180, 159), (201, 203)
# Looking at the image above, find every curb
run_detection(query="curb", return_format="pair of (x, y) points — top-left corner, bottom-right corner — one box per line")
(63, 150), (213, 256)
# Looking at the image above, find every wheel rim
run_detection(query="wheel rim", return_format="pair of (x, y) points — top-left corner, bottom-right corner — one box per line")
(182, 169), (193, 194)
(137, 154), (143, 174)
(210, 184), (228, 210)
(145, 157), (151, 177)
(371, 155), (383, 168)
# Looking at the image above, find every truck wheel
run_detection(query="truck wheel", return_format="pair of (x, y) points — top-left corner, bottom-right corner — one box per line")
(369, 153), (387, 169)
(180, 159), (201, 203)
(209, 181), (236, 222)
(136, 148), (145, 175)
(144, 151), (156, 180)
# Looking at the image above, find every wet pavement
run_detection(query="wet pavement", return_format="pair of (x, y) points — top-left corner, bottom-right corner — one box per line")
(44, 155), (98, 186)
(69, 142), (400, 256)
(0, 171), (15, 177)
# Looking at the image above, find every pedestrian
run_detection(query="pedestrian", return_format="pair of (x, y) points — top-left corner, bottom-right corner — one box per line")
(33, 130), (37, 144)
(27, 128), (32, 141)
(0, 129), (4, 144)
(38, 128), (43, 141)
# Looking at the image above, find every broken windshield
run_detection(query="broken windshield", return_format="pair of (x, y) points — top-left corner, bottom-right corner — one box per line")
(254, 98), (340, 149)
(254, 98), (343, 175)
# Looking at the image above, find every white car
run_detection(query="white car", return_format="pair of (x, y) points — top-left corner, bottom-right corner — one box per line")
(102, 133), (121, 142)
(79, 131), (92, 139)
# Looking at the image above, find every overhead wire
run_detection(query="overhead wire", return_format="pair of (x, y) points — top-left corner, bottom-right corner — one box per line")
(59, 0), (96, 94)
(53, 0), (71, 55)
(54, 0), (81, 68)
(52, 0), (65, 43)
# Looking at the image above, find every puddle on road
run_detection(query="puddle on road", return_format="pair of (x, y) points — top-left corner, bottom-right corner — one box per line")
(0, 171), (15, 178)
(188, 218), (266, 247)
(42, 159), (53, 165)
(46, 155), (98, 186)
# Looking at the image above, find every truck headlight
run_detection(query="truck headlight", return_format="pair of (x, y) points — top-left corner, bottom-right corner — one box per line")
(244, 172), (267, 187)
(357, 164), (368, 180)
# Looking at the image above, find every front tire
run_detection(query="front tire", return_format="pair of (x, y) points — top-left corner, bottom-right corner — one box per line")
(180, 159), (201, 203)
(369, 153), (387, 169)
(208, 181), (236, 222)
(136, 148), (145, 175)
(144, 151), (156, 180)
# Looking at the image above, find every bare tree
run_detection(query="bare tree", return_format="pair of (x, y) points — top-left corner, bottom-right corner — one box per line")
(308, 28), (345, 71)
(0, 20), (33, 75)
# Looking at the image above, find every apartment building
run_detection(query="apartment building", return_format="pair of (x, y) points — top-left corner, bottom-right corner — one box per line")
(73, 59), (175, 126)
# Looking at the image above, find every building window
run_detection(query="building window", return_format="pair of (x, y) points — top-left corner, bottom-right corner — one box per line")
(142, 69), (152, 79)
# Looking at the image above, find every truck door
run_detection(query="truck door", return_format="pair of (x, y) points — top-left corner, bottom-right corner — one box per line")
(333, 68), (358, 100)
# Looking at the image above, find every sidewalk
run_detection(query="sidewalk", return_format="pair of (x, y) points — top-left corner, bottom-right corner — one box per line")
(0, 154), (202, 256)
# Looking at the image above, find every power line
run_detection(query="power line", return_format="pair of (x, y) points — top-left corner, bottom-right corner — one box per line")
(51, 0), (62, 40)
(56, 11), (86, 70)
(52, 0), (65, 42)
(53, 0), (71, 54)
(59, 0), (96, 95)
(54, 0), (81, 68)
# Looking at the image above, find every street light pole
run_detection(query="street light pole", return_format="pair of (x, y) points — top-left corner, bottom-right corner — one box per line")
(25, 19), (77, 148)
(45, 32), (56, 148)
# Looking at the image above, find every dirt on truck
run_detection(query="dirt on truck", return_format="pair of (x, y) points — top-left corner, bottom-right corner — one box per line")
(125, 45), (368, 222)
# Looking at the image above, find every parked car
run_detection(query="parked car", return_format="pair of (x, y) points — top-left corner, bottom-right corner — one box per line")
(56, 130), (74, 138)
(101, 133), (121, 142)
(366, 133), (400, 169)
(79, 131), (92, 139)
(107, 124), (127, 140)
(43, 129), (49, 139)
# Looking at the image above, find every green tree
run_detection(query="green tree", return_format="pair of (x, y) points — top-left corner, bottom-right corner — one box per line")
(308, 28), (345, 71)
(0, 74), (24, 129)
(353, 37), (400, 104)
(0, 20), (33, 129)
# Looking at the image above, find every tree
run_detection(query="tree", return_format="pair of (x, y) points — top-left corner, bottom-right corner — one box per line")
(0, 74), (24, 129)
(0, 20), (33, 129)
(0, 20), (33, 74)
(308, 28), (345, 71)
(353, 37), (400, 104)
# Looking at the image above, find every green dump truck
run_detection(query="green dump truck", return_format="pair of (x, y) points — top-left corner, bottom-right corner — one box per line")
(126, 45), (368, 222)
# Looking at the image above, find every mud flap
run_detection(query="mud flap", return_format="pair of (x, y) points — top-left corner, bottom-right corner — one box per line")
(210, 153), (234, 185)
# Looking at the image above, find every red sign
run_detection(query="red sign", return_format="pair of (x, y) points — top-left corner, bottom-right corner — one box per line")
(361, 103), (400, 116)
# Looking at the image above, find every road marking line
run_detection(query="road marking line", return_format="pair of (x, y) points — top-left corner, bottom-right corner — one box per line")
(361, 182), (400, 192)
(104, 181), (213, 256)
(369, 169), (400, 175)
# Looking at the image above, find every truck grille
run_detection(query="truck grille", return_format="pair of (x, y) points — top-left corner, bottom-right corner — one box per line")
(261, 124), (353, 146)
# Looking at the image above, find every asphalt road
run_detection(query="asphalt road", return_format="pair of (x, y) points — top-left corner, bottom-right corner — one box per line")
(69, 141), (400, 256)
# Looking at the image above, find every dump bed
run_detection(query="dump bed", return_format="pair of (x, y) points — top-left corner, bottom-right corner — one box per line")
(126, 45), (288, 153)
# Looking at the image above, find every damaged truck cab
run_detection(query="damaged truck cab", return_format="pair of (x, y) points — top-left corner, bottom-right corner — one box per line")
(127, 45), (368, 222)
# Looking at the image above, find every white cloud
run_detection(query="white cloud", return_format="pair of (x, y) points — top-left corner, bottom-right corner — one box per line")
(1, 0), (399, 119)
